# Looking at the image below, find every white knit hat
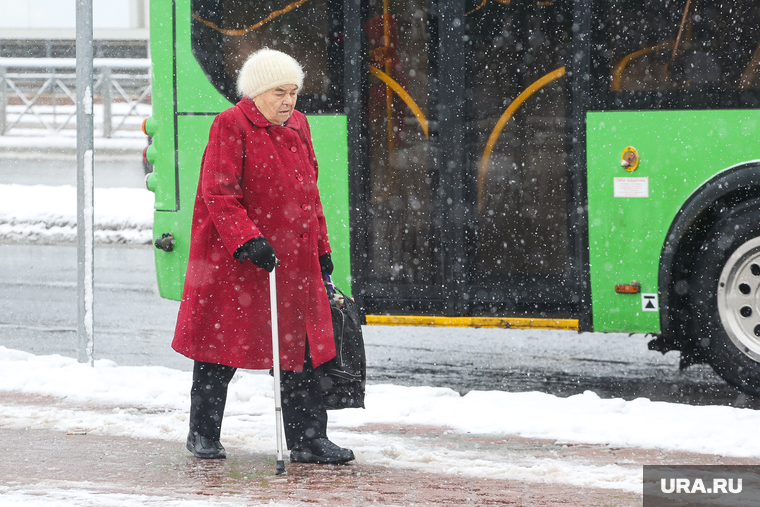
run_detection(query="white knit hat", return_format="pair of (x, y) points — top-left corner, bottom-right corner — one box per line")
(236, 48), (304, 99)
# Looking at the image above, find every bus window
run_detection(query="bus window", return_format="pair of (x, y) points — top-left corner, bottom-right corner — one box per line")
(608, 0), (760, 92)
(466, 1), (572, 280)
(364, 0), (432, 284)
(191, 0), (344, 112)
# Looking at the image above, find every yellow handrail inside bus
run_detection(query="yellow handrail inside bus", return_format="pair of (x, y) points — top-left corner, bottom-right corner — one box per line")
(369, 66), (429, 137)
(466, 0), (512, 16)
(477, 66), (565, 212)
(192, 0), (311, 36)
(739, 41), (760, 89)
(611, 41), (674, 91)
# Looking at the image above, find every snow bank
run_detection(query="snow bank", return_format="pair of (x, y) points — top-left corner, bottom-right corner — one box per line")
(0, 184), (153, 244)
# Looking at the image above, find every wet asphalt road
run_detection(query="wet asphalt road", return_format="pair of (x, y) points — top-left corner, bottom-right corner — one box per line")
(0, 243), (753, 409)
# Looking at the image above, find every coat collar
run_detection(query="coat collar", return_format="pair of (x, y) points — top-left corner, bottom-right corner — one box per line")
(236, 96), (302, 130)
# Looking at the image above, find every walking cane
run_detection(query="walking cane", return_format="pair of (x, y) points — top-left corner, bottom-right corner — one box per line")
(269, 266), (286, 475)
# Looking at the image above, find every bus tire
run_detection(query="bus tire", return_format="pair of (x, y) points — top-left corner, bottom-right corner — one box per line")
(690, 198), (760, 396)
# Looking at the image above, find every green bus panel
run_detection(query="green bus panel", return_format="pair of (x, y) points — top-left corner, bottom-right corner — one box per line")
(587, 110), (760, 333)
(152, 115), (216, 301)
(152, 209), (185, 299)
(144, 0), (176, 212)
(308, 116), (351, 290)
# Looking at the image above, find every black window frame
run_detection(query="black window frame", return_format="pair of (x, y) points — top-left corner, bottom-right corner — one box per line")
(190, 0), (345, 114)
(588, 0), (760, 112)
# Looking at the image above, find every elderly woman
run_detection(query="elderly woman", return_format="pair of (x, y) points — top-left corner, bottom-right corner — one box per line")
(172, 48), (354, 465)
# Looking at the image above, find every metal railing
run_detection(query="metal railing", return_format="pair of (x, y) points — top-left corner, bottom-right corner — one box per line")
(0, 58), (151, 138)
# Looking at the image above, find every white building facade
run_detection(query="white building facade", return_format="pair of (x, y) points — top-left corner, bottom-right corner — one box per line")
(0, 0), (148, 40)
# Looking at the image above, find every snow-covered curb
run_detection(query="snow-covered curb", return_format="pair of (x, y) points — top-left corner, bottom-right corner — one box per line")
(0, 184), (153, 245)
(3, 346), (760, 494)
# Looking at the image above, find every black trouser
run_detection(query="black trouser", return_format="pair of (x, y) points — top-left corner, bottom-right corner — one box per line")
(189, 342), (328, 449)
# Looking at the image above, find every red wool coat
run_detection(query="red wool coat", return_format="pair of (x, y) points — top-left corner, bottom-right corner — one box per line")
(172, 98), (335, 371)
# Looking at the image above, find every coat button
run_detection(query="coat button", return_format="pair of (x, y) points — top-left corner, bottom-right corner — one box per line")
(301, 204), (308, 210)
(302, 233), (309, 239)
(290, 146), (297, 153)
(296, 174), (304, 182)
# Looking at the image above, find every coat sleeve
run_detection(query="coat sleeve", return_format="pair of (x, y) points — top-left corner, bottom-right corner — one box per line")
(201, 111), (262, 256)
(300, 115), (331, 256)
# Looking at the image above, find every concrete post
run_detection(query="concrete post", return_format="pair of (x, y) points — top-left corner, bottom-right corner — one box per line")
(102, 67), (112, 138)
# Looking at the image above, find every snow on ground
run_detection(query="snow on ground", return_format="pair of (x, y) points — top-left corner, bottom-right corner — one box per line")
(2, 344), (760, 498)
(0, 184), (153, 244)
(0, 488), (300, 507)
(0, 132), (154, 244)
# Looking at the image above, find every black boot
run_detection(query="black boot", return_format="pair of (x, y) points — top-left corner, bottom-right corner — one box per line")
(281, 342), (354, 465)
(187, 361), (236, 459)
(186, 431), (227, 459)
(290, 438), (355, 464)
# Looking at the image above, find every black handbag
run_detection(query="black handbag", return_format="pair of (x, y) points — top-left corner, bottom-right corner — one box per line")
(320, 282), (366, 410)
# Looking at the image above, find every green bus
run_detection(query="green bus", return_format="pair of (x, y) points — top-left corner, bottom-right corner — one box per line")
(144, 0), (760, 395)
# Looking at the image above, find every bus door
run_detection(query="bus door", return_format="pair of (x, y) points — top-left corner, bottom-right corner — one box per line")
(354, 0), (581, 318)
(464, 1), (579, 317)
(355, 0), (436, 313)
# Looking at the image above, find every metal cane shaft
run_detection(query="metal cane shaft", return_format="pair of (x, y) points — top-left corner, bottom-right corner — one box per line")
(269, 268), (285, 473)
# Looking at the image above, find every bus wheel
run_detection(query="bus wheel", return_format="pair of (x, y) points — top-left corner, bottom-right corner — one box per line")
(691, 198), (760, 396)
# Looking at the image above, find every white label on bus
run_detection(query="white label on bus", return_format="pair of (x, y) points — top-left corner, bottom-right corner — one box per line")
(613, 177), (649, 198)
(642, 293), (659, 312)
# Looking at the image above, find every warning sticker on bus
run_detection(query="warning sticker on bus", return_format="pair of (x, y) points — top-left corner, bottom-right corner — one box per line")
(642, 293), (659, 312)
(614, 177), (649, 198)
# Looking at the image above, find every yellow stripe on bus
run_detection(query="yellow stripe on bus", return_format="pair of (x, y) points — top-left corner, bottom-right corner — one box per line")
(365, 315), (579, 330)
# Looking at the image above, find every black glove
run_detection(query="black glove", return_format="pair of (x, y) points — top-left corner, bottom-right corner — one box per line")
(319, 253), (334, 275)
(234, 237), (278, 272)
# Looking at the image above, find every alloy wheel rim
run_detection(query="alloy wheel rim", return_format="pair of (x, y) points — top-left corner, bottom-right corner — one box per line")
(717, 236), (760, 362)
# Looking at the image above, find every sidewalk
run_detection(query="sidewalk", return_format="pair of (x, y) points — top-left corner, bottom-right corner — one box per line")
(3, 391), (757, 507)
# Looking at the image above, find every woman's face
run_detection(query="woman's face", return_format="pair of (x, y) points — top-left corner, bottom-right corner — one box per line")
(253, 85), (298, 125)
